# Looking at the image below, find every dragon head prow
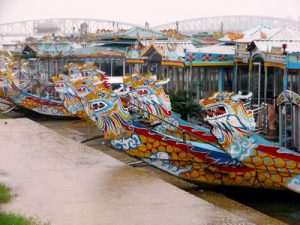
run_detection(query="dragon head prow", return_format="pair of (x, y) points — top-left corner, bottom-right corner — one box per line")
(0, 70), (20, 97)
(85, 88), (132, 139)
(123, 73), (172, 122)
(200, 91), (256, 148)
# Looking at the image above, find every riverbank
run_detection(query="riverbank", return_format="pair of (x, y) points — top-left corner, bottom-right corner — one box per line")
(0, 118), (269, 225)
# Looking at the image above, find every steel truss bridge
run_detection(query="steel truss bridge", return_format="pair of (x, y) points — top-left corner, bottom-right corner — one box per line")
(152, 16), (300, 34)
(0, 18), (141, 37)
(0, 16), (300, 37)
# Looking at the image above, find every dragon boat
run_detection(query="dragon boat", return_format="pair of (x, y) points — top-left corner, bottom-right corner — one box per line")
(0, 54), (78, 117)
(50, 63), (220, 146)
(200, 91), (300, 193)
(0, 60), (110, 118)
(2, 57), (299, 192)
(0, 69), (82, 117)
(51, 65), (285, 190)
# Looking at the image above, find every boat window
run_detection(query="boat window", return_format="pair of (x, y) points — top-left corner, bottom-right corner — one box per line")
(196, 67), (219, 98)
(278, 91), (300, 151)
(113, 61), (123, 76)
(167, 66), (177, 92)
(236, 64), (248, 92)
(223, 67), (233, 92)
(250, 62), (264, 107)
(288, 71), (300, 94)
(100, 61), (112, 75)
(177, 67), (184, 92)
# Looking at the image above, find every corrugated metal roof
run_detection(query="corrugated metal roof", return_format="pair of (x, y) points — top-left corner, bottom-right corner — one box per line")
(196, 44), (235, 55)
(74, 46), (125, 56)
(220, 25), (300, 43)
(236, 25), (274, 43)
(238, 26), (300, 43)
(35, 41), (75, 56)
(254, 40), (300, 53)
(30, 41), (125, 57)
(267, 27), (300, 40)
(219, 24), (272, 43)
(141, 40), (198, 57)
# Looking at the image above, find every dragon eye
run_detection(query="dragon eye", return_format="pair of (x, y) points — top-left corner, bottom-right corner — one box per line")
(77, 87), (86, 92)
(92, 103), (99, 109)
(92, 102), (107, 110)
(98, 92), (105, 97)
(55, 83), (65, 88)
(137, 89), (149, 95)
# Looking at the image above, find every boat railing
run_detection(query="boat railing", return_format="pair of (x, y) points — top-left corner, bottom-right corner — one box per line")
(252, 106), (264, 114)
(243, 100), (252, 110)
(242, 98), (270, 134)
(121, 94), (221, 149)
(19, 79), (59, 100)
(19, 80), (32, 89)
(254, 102), (269, 135)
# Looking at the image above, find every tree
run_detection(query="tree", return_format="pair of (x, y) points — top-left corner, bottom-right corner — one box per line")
(169, 90), (202, 120)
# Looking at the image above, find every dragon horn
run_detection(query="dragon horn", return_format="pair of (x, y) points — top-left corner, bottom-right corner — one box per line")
(156, 78), (170, 85)
(240, 92), (253, 99)
(149, 75), (157, 81)
(231, 91), (253, 101)
(114, 84), (130, 95)
(93, 80), (105, 85)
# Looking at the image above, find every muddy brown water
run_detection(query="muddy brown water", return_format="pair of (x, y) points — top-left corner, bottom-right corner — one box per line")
(3, 109), (299, 224)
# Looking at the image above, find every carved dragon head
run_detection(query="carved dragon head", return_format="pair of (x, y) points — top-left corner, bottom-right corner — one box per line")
(64, 63), (83, 81)
(52, 75), (75, 95)
(79, 64), (110, 88)
(52, 75), (83, 115)
(200, 91), (256, 149)
(71, 72), (110, 98)
(0, 50), (29, 80)
(123, 74), (171, 123)
(85, 88), (132, 139)
(53, 64), (112, 119)
(0, 70), (20, 98)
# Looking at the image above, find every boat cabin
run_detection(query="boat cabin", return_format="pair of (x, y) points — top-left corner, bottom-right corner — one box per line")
(235, 37), (300, 150)
(184, 44), (235, 100)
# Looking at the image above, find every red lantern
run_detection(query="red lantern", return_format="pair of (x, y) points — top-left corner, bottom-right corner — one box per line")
(282, 44), (287, 55)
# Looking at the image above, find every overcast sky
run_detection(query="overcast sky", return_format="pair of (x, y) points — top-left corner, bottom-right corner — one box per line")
(0, 0), (299, 26)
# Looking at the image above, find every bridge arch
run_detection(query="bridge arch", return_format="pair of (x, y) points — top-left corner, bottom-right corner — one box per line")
(152, 16), (300, 34)
(0, 18), (142, 37)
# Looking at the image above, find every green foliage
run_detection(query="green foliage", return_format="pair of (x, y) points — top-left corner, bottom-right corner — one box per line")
(169, 90), (201, 120)
(0, 114), (10, 119)
(0, 183), (12, 203)
(0, 213), (48, 225)
(0, 183), (49, 225)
